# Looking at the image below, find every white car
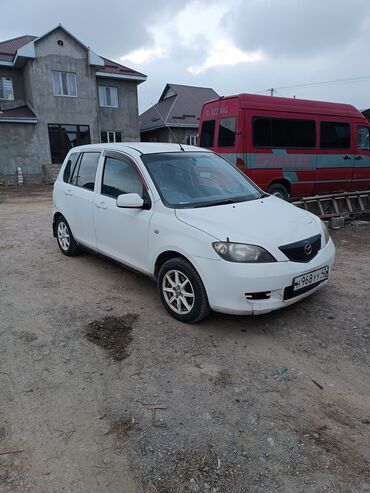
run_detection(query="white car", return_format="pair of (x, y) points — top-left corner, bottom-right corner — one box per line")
(53, 143), (335, 323)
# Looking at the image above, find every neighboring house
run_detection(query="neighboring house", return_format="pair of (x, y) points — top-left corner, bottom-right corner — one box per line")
(139, 83), (218, 145)
(363, 109), (370, 124)
(0, 24), (146, 184)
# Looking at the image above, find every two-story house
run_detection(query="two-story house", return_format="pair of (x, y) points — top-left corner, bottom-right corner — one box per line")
(0, 24), (146, 184)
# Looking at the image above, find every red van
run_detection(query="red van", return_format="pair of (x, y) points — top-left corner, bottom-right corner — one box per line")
(198, 94), (370, 199)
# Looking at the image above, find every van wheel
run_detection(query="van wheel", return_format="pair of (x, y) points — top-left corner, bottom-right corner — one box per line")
(157, 258), (210, 323)
(267, 183), (289, 201)
(56, 216), (80, 256)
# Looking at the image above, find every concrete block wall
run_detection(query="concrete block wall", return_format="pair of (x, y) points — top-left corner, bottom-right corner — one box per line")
(0, 27), (142, 184)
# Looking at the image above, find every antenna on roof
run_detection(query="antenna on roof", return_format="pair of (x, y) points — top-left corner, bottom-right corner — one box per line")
(151, 102), (185, 151)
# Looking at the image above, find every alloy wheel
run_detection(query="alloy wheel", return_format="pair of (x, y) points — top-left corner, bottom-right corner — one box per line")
(162, 269), (195, 314)
(57, 221), (70, 251)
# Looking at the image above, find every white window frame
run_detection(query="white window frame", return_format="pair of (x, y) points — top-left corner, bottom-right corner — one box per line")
(98, 86), (118, 108)
(52, 71), (77, 97)
(101, 130), (122, 143)
(186, 135), (197, 146)
(0, 76), (14, 100)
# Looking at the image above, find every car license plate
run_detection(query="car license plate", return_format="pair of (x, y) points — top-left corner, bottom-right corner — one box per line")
(293, 266), (329, 292)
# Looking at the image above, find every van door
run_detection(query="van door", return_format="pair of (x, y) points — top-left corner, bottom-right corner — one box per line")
(314, 120), (353, 194)
(212, 98), (240, 167)
(215, 114), (238, 166)
(351, 124), (370, 191)
(247, 114), (316, 197)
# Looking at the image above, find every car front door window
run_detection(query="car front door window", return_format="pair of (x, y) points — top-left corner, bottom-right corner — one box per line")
(101, 156), (144, 199)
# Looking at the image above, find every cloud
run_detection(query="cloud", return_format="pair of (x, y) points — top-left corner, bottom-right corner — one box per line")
(188, 39), (263, 74)
(120, 0), (264, 74)
(1, 0), (370, 114)
(120, 47), (165, 65)
(226, 0), (370, 58)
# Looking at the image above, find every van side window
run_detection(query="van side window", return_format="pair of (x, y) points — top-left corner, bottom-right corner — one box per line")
(320, 122), (350, 149)
(72, 152), (100, 190)
(357, 126), (369, 151)
(253, 117), (315, 148)
(63, 153), (80, 183)
(200, 120), (215, 148)
(218, 117), (236, 147)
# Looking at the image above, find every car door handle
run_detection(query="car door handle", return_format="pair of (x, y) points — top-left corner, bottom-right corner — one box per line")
(343, 155), (351, 160)
(95, 201), (107, 210)
(355, 156), (363, 160)
(64, 189), (72, 196)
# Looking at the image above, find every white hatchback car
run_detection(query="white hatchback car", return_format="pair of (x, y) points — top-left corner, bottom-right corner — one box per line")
(53, 143), (335, 323)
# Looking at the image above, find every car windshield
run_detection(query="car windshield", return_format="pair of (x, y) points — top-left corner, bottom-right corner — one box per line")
(141, 152), (262, 208)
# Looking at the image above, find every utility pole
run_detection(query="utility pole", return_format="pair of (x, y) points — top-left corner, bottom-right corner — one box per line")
(269, 88), (276, 96)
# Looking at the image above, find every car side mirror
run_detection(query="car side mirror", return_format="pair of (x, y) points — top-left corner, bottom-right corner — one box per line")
(116, 193), (144, 208)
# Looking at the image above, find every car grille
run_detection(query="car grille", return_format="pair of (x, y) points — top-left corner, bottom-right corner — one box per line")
(279, 234), (321, 263)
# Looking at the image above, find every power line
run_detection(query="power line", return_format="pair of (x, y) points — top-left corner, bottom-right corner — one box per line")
(259, 75), (370, 96)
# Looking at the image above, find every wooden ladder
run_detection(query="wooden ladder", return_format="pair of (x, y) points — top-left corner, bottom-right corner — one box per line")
(292, 191), (370, 219)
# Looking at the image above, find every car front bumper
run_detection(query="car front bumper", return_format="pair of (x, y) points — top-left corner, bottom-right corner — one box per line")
(193, 239), (335, 315)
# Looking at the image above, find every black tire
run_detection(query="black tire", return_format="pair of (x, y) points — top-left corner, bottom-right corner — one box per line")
(267, 183), (289, 201)
(56, 215), (80, 256)
(157, 257), (210, 323)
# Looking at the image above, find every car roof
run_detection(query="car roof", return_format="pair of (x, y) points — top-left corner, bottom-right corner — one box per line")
(69, 142), (211, 157)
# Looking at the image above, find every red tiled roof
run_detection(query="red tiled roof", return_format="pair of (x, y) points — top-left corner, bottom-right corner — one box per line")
(98, 57), (146, 78)
(0, 35), (36, 62)
(0, 33), (145, 79)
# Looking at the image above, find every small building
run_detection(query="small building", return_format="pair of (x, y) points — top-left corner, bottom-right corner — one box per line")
(139, 83), (218, 145)
(0, 24), (146, 185)
(362, 109), (370, 124)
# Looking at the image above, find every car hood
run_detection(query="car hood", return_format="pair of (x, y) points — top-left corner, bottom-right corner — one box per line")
(175, 196), (321, 248)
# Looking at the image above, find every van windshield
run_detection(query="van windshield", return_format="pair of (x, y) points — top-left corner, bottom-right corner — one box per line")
(141, 152), (262, 208)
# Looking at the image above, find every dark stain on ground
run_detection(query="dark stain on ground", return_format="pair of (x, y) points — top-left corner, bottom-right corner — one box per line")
(85, 314), (138, 361)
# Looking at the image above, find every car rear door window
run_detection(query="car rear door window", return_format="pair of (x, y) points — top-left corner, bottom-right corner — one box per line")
(73, 152), (100, 190)
(101, 156), (143, 199)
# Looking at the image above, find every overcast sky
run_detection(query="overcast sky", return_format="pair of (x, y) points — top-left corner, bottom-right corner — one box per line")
(1, 0), (370, 112)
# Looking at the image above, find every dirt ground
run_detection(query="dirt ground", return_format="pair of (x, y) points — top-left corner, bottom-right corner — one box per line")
(0, 188), (369, 493)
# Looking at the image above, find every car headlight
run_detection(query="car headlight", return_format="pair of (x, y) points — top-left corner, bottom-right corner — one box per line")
(321, 220), (330, 245)
(212, 242), (276, 263)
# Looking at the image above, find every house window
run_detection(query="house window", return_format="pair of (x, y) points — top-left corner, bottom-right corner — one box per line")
(101, 131), (122, 143)
(48, 124), (90, 163)
(186, 135), (197, 146)
(98, 86), (118, 107)
(0, 76), (14, 100)
(52, 71), (77, 97)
